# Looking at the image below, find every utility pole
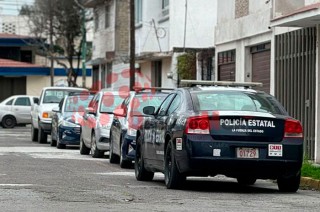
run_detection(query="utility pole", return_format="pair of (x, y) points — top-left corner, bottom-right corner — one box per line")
(74, 0), (87, 88)
(81, 8), (87, 88)
(129, 0), (135, 91)
(49, 0), (54, 86)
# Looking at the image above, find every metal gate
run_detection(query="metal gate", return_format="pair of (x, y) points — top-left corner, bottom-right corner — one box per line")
(0, 76), (26, 102)
(275, 27), (316, 159)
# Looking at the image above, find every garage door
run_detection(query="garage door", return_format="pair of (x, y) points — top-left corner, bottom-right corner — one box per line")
(218, 50), (236, 81)
(0, 77), (26, 102)
(218, 63), (235, 81)
(251, 44), (271, 93)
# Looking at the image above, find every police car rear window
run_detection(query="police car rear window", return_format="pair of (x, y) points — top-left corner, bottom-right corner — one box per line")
(191, 91), (286, 115)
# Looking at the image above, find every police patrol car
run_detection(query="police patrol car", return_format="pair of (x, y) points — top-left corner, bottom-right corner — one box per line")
(135, 80), (303, 192)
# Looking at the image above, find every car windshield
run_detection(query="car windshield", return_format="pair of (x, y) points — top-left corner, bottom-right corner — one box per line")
(191, 90), (286, 115)
(100, 94), (125, 113)
(130, 93), (167, 116)
(64, 95), (94, 112)
(43, 90), (75, 104)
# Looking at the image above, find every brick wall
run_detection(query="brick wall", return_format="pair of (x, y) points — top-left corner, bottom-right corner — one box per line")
(115, 0), (129, 62)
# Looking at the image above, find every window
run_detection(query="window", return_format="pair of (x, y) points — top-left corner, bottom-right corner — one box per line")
(162, 0), (169, 16)
(162, 0), (169, 9)
(135, 0), (142, 24)
(94, 9), (99, 31)
(191, 91), (286, 115)
(14, 97), (31, 106)
(218, 50), (236, 65)
(5, 99), (13, 105)
(105, 4), (110, 28)
(167, 95), (181, 114)
(158, 94), (175, 116)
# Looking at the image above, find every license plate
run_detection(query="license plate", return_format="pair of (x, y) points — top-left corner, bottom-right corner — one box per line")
(236, 148), (259, 159)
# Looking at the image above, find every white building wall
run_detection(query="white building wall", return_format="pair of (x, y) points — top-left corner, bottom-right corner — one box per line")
(91, 3), (116, 60)
(135, 0), (168, 54)
(215, 0), (273, 86)
(0, 15), (30, 35)
(170, 0), (217, 49)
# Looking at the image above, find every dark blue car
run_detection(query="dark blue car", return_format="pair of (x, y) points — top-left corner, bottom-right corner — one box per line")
(51, 92), (94, 149)
(110, 88), (171, 168)
(135, 81), (303, 192)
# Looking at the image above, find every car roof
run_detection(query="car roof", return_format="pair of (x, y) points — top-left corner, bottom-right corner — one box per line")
(7, 95), (38, 98)
(42, 87), (88, 91)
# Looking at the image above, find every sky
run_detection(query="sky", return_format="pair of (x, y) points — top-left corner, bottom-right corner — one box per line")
(0, 0), (35, 16)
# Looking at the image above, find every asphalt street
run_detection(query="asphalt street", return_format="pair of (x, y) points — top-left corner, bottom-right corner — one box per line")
(0, 126), (320, 212)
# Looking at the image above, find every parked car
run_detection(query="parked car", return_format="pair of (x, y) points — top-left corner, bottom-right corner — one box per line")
(51, 92), (94, 149)
(80, 90), (128, 158)
(110, 88), (172, 168)
(135, 80), (303, 192)
(30, 87), (88, 143)
(0, 95), (39, 128)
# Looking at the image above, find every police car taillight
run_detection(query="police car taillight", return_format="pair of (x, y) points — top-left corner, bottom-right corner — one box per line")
(185, 116), (210, 134)
(284, 119), (303, 138)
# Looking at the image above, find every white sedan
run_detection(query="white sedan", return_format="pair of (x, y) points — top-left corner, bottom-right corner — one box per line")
(0, 95), (39, 128)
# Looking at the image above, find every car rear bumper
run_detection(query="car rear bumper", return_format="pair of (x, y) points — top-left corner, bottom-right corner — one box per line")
(59, 126), (81, 145)
(174, 135), (303, 179)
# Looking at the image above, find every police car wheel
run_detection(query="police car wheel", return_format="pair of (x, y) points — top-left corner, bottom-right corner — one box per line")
(277, 172), (301, 192)
(164, 141), (186, 189)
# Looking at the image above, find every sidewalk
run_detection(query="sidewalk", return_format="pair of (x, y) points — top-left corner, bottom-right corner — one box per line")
(300, 177), (320, 191)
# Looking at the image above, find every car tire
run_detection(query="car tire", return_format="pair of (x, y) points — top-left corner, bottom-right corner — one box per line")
(2, 115), (16, 128)
(31, 124), (38, 142)
(80, 135), (90, 155)
(50, 128), (57, 147)
(91, 132), (104, 158)
(164, 141), (186, 189)
(277, 172), (301, 193)
(237, 177), (256, 186)
(56, 134), (66, 149)
(135, 136), (154, 181)
(120, 141), (131, 169)
(38, 126), (47, 144)
(109, 133), (120, 163)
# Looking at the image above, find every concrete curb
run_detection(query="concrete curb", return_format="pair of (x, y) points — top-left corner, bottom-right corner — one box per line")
(300, 177), (320, 191)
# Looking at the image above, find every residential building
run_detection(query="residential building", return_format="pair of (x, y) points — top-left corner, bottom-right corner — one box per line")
(0, 14), (93, 99)
(135, 0), (217, 88)
(216, 0), (320, 163)
(81, 0), (132, 91)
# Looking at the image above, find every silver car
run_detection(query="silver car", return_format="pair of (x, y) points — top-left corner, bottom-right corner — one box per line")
(0, 95), (39, 128)
(80, 90), (128, 158)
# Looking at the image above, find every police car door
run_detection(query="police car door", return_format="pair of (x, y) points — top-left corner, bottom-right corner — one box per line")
(153, 94), (176, 167)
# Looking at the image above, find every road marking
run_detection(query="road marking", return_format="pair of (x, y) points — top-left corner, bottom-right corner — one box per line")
(95, 172), (164, 178)
(0, 184), (34, 187)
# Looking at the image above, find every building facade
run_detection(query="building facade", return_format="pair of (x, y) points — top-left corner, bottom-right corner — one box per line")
(216, 0), (320, 163)
(0, 14), (93, 98)
(135, 0), (217, 88)
(82, 0), (132, 91)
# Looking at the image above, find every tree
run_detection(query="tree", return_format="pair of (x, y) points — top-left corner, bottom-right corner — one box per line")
(21, 0), (82, 87)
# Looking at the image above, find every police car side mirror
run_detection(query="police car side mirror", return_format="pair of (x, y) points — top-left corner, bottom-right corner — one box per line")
(143, 106), (155, 116)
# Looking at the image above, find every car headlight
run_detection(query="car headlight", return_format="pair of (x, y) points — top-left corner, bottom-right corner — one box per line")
(127, 127), (137, 136)
(61, 120), (79, 128)
(42, 111), (53, 119)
